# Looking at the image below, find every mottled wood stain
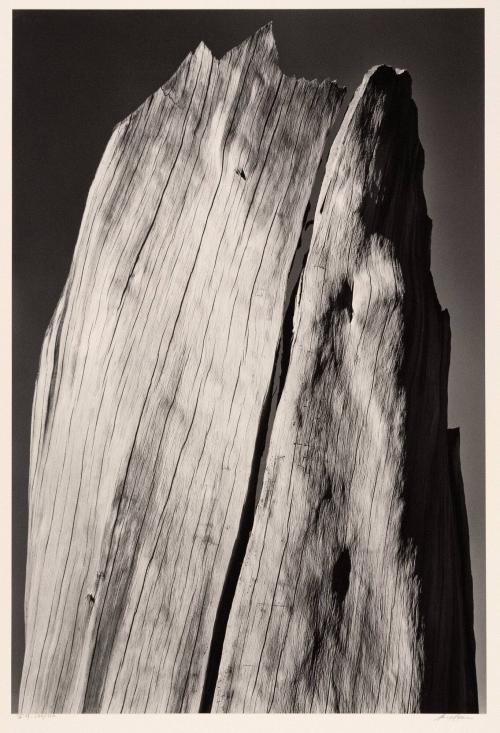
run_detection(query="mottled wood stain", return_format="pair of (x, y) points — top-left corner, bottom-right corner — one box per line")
(213, 64), (477, 714)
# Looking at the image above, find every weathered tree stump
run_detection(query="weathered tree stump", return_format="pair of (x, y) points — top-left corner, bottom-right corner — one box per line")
(20, 25), (477, 714)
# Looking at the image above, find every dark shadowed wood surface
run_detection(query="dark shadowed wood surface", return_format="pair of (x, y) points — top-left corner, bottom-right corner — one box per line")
(214, 65), (478, 713)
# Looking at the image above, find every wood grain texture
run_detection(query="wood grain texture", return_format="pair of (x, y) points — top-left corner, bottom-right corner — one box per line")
(213, 65), (478, 713)
(20, 24), (344, 713)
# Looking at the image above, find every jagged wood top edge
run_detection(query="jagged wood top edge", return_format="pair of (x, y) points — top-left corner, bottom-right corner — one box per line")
(112, 22), (346, 132)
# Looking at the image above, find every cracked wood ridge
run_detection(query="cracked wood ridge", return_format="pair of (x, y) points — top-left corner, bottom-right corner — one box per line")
(20, 24), (477, 713)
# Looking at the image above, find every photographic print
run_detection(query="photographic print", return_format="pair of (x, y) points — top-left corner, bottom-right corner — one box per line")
(11, 7), (485, 715)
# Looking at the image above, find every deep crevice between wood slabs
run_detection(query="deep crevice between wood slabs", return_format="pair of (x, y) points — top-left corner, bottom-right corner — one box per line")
(199, 126), (336, 713)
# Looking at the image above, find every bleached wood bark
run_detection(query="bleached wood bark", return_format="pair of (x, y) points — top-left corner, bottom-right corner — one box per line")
(20, 24), (344, 713)
(213, 65), (478, 713)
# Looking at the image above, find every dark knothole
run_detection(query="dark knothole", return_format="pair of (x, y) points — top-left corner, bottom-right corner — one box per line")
(336, 279), (354, 322)
(331, 547), (351, 607)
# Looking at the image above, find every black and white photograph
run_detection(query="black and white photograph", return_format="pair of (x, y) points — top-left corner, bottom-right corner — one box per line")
(7, 2), (493, 720)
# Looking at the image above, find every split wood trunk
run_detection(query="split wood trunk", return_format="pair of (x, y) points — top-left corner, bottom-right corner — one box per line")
(19, 25), (477, 713)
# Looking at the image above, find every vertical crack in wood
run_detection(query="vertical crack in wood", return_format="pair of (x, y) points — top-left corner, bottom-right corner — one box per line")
(198, 341), (280, 712)
(199, 131), (335, 712)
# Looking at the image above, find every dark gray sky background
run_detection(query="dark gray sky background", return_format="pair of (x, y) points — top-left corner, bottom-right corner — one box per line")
(12, 9), (485, 712)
